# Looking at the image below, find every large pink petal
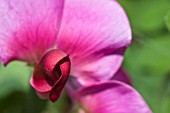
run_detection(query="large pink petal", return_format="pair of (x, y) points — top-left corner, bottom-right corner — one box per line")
(57, 0), (132, 85)
(0, 0), (64, 65)
(75, 81), (152, 113)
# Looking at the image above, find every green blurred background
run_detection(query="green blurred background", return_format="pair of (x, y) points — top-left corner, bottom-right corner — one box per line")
(0, 0), (170, 113)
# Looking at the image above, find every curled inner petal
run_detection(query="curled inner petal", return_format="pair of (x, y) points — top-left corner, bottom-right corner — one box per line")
(30, 49), (71, 102)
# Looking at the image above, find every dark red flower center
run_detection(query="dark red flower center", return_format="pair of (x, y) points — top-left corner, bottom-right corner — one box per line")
(30, 49), (71, 102)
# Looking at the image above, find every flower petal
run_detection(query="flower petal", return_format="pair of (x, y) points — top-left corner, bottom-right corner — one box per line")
(30, 49), (71, 102)
(72, 55), (124, 85)
(57, 0), (132, 85)
(112, 68), (132, 85)
(49, 58), (70, 102)
(0, 0), (64, 65)
(75, 81), (152, 113)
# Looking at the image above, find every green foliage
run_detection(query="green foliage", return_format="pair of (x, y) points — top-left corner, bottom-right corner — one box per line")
(117, 0), (170, 113)
(0, 62), (31, 98)
(21, 88), (48, 113)
(118, 0), (170, 36)
(43, 91), (71, 113)
(0, 62), (70, 113)
(0, 91), (25, 113)
(123, 35), (170, 113)
(165, 10), (170, 32)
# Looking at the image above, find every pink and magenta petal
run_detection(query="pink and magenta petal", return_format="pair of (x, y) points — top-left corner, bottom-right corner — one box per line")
(57, 0), (132, 85)
(0, 0), (64, 65)
(75, 81), (152, 113)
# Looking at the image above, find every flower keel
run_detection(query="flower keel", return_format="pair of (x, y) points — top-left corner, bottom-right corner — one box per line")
(30, 49), (71, 102)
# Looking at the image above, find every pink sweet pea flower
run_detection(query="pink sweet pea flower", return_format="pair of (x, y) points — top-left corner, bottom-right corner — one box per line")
(0, 0), (131, 102)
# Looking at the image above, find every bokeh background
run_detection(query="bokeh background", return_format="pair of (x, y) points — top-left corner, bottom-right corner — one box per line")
(0, 0), (170, 113)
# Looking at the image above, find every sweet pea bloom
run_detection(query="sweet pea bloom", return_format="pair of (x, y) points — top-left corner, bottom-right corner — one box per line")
(0, 0), (131, 101)
(0, 0), (152, 112)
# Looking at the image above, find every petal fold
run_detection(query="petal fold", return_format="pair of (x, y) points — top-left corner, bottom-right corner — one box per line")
(30, 49), (71, 102)
(0, 0), (64, 65)
(57, 0), (132, 85)
(112, 68), (132, 85)
(75, 81), (152, 113)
